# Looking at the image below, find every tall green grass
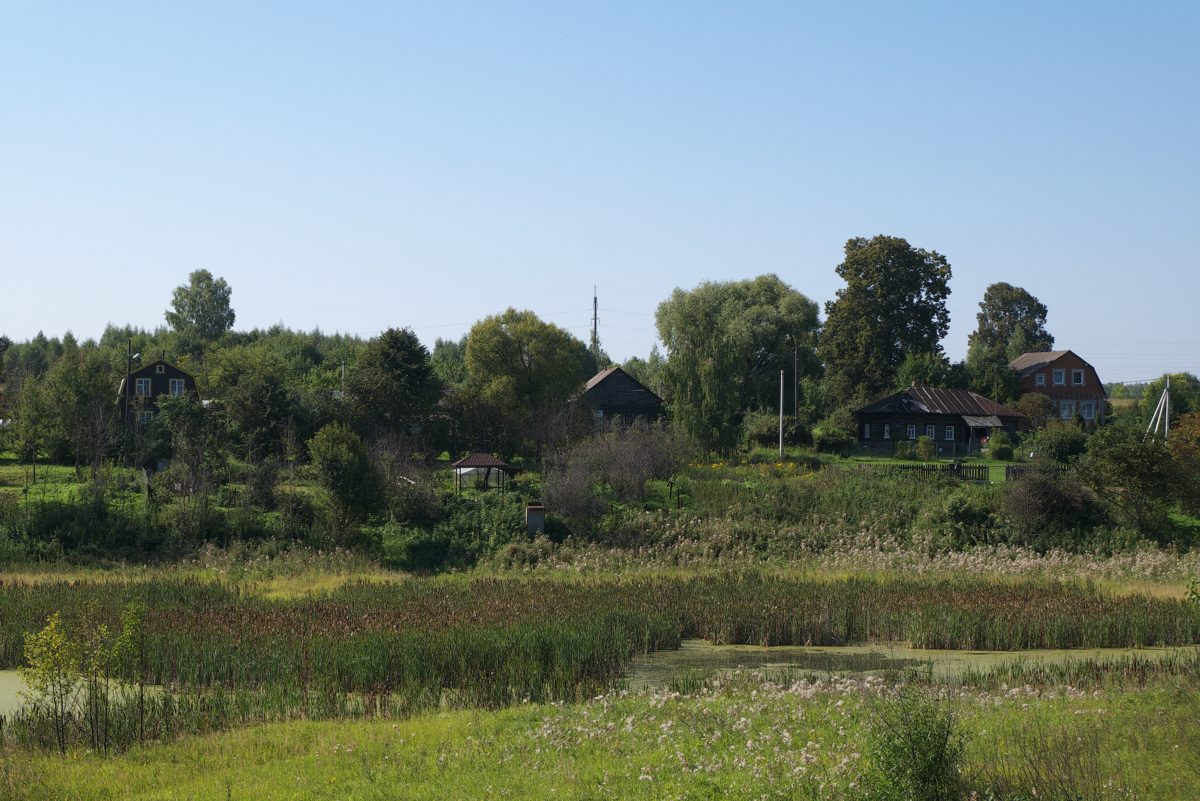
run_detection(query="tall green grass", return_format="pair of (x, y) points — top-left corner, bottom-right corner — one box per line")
(3, 574), (1197, 687)
(3, 573), (1200, 753)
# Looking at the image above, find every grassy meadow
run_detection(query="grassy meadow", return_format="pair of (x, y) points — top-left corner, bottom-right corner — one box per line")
(4, 439), (1200, 799)
(5, 660), (1200, 800)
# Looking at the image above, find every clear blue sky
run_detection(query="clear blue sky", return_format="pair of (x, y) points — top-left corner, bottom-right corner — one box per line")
(3, 2), (1197, 383)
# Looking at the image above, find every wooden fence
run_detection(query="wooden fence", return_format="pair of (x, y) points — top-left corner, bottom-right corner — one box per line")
(884, 463), (991, 482)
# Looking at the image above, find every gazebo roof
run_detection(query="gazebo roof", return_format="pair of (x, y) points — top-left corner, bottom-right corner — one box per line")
(450, 453), (509, 469)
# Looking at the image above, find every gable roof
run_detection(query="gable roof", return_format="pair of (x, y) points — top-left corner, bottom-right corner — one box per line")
(1007, 350), (1073, 379)
(451, 453), (509, 469)
(129, 358), (197, 380)
(584, 366), (621, 392)
(856, 386), (1022, 418)
(582, 366), (662, 401)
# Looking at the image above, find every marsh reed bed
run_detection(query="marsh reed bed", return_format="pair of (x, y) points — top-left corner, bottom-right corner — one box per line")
(2, 573), (1199, 752)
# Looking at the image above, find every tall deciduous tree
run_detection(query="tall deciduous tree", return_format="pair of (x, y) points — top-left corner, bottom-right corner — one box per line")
(892, 352), (968, 391)
(205, 344), (296, 458)
(42, 335), (120, 478)
(346, 328), (439, 437)
(964, 282), (1053, 403)
(465, 309), (590, 415)
(656, 274), (821, 454)
(967, 282), (1054, 363)
(820, 236), (952, 405)
(165, 270), (236, 343)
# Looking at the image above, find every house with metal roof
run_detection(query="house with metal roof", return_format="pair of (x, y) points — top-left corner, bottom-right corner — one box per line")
(1008, 350), (1106, 424)
(853, 386), (1023, 454)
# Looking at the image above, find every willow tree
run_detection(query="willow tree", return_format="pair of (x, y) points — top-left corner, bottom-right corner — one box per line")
(656, 274), (820, 454)
(465, 308), (591, 416)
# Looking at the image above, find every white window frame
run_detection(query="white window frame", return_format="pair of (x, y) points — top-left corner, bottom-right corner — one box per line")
(137, 411), (154, 424)
(1082, 402), (1095, 420)
(169, 379), (186, 396)
(135, 378), (151, 396)
(1053, 370), (1065, 386)
(925, 425), (936, 439)
(1035, 373), (1045, 386)
(1072, 370), (1084, 386)
(883, 424), (890, 439)
(863, 423), (871, 439)
(945, 425), (955, 441)
(906, 424), (916, 439)
(1060, 401), (1075, 419)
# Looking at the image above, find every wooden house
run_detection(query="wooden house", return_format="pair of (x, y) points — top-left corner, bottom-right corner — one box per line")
(854, 386), (1023, 454)
(1007, 350), (1106, 424)
(581, 367), (663, 422)
(117, 358), (198, 425)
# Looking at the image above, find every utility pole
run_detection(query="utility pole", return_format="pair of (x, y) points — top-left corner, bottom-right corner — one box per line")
(779, 370), (784, 459)
(592, 286), (600, 363)
(793, 339), (799, 424)
(126, 339), (132, 424)
(1145, 376), (1172, 440)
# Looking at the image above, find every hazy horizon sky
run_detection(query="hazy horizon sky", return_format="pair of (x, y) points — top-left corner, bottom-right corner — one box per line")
(3, 2), (1198, 383)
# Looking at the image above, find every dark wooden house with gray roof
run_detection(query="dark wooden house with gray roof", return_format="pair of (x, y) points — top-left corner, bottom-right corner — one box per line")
(117, 358), (198, 425)
(854, 386), (1023, 454)
(581, 367), (663, 423)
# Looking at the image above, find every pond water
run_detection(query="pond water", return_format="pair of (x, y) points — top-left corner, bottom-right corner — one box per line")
(0, 671), (27, 716)
(624, 640), (1200, 690)
(0, 671), (165, 717)
(6, 642), (1197, 712)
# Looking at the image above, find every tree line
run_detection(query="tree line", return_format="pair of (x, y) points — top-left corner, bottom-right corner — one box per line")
(3, 234), (1193, 467)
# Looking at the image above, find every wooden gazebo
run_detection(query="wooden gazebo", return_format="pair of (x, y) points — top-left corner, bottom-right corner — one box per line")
(450, 453), (511, 493)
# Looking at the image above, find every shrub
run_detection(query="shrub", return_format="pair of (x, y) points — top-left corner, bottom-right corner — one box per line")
(864, 689), (966, 801)
(745, 413), (813, 449)
(542, 457), (608, 529)
(380, 522), (455, 571)
(1003, 462), (1092, 548)
(821, 407), (857, 433)
(990, 444), (1014, 461)
(989, 430), (1011, 448)
(1032, 420), (1088, 464)
(308, 423), (385, 542)
(916, 436), (937, 462)
(894, 440), (918, 460)
(813, 426), (853, 456)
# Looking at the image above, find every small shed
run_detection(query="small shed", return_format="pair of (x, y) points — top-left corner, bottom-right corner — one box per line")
(451, 453), (512, 492)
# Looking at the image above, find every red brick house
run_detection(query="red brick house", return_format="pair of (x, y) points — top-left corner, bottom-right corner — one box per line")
(1007, 350), (1106, 424)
